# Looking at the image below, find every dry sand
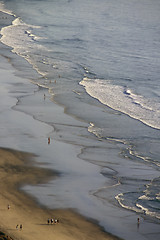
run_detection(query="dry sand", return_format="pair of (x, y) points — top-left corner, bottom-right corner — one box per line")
(0, 147), (121, 240)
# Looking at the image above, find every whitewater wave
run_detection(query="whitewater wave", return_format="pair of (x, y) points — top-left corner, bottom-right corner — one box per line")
(115, 193), (143, 213)
(0, 1), (15, 16)
(0, 16), (41, 51)
(136, 203), (160, 219)
(0, 11), (50, 78)
(80, 78), (160, 130)
(115, 176), (160, 220)
(115, 192), (160, 220)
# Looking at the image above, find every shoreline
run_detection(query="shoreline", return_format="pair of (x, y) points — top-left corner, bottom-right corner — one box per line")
(1, 8), (160, 240)
(0, 147), (121, 240)
(0, 19), (121, 239)
(1, 32), (160, 240)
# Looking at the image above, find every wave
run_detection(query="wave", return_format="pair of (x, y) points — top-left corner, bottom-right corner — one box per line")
(0, 8), (77, 83)
(115, 176), (160, 220)
(2, 4), (159, 134)
(136, 203), (160, 220)
(80, 77), (160, 130)
(115, 192), (160, 220)
(0, 9), (50, 78)
(115, 193), (143, 213)
(129, 149), (160, 168)
(0, 1), (15, 16)
(0, 16), (44, 51)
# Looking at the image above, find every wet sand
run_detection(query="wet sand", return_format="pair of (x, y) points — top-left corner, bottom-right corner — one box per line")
(1, 30), (160, 240)
(0, 25), (121, 240)
(0, 147), (121, 240)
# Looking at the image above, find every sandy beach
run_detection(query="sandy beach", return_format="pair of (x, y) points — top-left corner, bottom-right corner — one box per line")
(0, 32), (159, 240)
(0, 29), (121, 240)
(0, 147), (121, 240)
(1, 5), (160, 239)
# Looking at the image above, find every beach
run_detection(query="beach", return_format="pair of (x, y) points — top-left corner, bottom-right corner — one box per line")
(0, 44), (120, 240)
(0, 147), (119, 240)
(0, 1), (160, 239)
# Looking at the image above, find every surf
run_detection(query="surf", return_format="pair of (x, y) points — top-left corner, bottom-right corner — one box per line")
(80, 77), (160, 130)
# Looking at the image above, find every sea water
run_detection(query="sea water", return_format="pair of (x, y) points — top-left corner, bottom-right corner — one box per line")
(0, 0), (160, 239)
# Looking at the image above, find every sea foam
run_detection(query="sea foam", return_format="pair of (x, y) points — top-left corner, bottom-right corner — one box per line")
(80, 77), (160, 130)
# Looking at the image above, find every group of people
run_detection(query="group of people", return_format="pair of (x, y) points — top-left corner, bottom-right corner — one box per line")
(47, 218), (59, 225)
(7, 204), (23, 231)
(16, 224), (23, 230)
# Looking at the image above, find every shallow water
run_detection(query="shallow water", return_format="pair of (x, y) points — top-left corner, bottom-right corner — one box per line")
(0, 0), (160, 239)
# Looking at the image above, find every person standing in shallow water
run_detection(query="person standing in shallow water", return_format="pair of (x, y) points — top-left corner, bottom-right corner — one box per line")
(137, 218), (140, 229)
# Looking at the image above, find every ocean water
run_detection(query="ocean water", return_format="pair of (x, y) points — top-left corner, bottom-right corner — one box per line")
(0, 0), (160, 239)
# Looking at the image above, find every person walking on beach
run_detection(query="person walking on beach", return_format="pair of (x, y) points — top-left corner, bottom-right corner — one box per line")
(20, 224), (23, 230)
(51, 218), (54, 224)
(7, 204), (10, 210)
(16, 225), (19, 230)
(47, 218), (50, 224)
